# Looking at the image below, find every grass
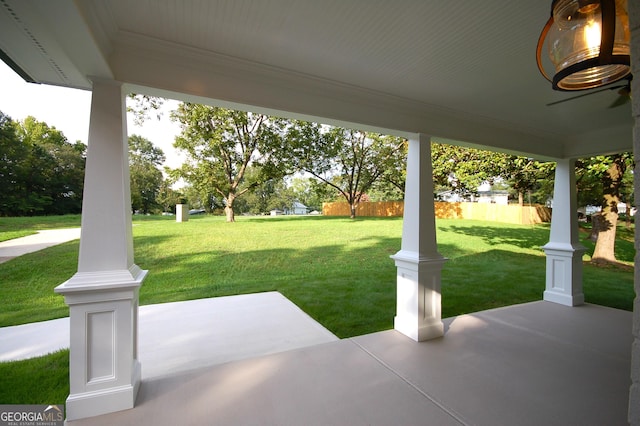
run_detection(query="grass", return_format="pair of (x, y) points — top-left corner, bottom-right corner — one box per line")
(0, 350), (69, 405)
(0, 214), (635, 405)
(0, 214), (81, 242)
(0, 215), (635, 334)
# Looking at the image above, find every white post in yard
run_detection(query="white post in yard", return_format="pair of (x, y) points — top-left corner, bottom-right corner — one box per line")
(391, 133), (446, 341)
(55, 79), (147, 421)
(542, 158), (585, 306)
(176, 203), (189, 222)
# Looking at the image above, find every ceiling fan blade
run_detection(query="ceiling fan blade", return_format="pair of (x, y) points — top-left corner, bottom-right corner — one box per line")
(546, 84), (627, 106)
(608, 93), (630, 108)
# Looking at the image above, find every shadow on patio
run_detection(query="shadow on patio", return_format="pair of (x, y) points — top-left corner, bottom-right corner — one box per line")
(68, 300), (632, 426)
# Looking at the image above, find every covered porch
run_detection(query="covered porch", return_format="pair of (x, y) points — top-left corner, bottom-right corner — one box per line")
(67, 300), (632, 426)
(0, 1), (638, 423)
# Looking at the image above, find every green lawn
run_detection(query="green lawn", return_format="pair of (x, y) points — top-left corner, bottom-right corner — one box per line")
(0, 214), (81, 242)
(0, 215), (635, 335)
(0, 214), (635, 405)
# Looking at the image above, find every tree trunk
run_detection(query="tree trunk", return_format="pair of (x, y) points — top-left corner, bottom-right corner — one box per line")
(349, 203), (356, 219)
(224, 193), (236, 222)
(518, 191), (524, 206)
(591, 157), (625, 264)
(225, 205), (235, 222)
(589, 212), (605, 242)
(591, 210), (618, 263)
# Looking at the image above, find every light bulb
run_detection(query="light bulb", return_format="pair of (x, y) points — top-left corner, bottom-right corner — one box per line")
(584, 20), (601, 50)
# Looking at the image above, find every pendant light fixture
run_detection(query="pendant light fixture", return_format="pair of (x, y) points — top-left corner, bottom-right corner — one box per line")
(536, 0), (631, 91)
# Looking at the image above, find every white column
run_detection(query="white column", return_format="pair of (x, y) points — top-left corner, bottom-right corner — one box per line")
(55, 79), (147, 421)
(628, 0), (640, 422)
(542, 158), (585, 306)
(391, 133), (446, 341)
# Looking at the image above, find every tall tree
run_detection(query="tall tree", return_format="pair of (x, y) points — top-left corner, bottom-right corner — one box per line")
(0, 113), (86, 216)
(287, 122), (406, 218)
(576, 153), (633, 264)
(128, 135), (165, 214)
(0, 112), (29, 216)
(502, 157), (555, 206)
(12, 116), (85, 216)
(369, 139), (408, 201)
(172, 104), (288, 222)
(431, 143), (506, 198)
(46, 138), (86, 214)
(156, 179), (184, 214)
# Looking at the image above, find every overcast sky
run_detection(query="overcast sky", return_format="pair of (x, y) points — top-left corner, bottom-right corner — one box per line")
(0, 61), (184, 169)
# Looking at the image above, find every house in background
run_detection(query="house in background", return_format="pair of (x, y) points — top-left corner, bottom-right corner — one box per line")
(437, 181), (509, 204)
(286, 201), (308, 215)
(473, 191), (509, 205)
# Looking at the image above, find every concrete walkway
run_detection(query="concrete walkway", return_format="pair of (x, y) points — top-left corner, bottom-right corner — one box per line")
(0, 228), (81, 263)
(0, 292), (339, 379)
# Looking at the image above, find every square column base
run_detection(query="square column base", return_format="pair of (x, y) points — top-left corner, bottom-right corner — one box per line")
(55, 266), (146, 421)
(543, 243), (585, 307)
(65, 361), (141, 420)
(391, 251), (447, 342)
(394, 315), (444, 341)
(543, 290), (585, 307)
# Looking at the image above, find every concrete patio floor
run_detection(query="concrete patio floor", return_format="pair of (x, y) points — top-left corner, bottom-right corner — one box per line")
(67, 301), (633, 426)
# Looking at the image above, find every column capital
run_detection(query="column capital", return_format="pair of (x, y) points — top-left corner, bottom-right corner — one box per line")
(55, 266), (146, 296)
(391, 250), (447, 266)
(542, 241), (587, 254)
(88, 76), (124, 87)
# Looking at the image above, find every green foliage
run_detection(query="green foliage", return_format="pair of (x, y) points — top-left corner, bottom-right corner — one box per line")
(287, 177), (336, 212)
(576, 153), (634, 207)
(129, 135), (165, 214)
(126, 94), (165, 126)
(156, 179), (184, 214)
(0, 113), (86, 216)
(431, 143), (503, 197)
(431, 143), (555, 204)
(503, 157), (555, 204)
(239, 170), (298, 214)
(287, 122), (406, 217)
(0, 111), (27, 214)
(171, 104), (289, 221)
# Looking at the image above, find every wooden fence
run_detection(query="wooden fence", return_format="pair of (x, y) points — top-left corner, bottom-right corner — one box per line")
(322, 201), (551, 225)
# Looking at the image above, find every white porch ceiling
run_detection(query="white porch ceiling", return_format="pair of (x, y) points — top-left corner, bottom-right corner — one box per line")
(0, 0), (634, 160)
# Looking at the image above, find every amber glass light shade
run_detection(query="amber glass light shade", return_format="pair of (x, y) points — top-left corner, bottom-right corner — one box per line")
(537, 0), (630, 91)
